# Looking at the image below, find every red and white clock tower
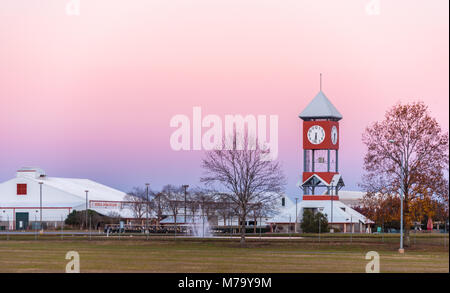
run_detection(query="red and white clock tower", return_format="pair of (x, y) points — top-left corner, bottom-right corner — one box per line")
(281, 87), (374, 233)
(268, 84), (373, 233)
(299, 90), (344, 201)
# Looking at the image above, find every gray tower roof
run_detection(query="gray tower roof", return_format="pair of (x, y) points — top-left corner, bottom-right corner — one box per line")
(299, 91), (343, 120)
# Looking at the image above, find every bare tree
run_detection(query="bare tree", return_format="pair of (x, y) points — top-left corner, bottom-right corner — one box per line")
(106, 211), (121, 226)
(124, 187), (147, 221)
(215, 193), (236, 226)
(153, 192), (165, 226)
(249, 199), (278, 233)
(362, 101), (449, 246)
(161, 185), (184, 235)
(185, 193), (199, 223)
(201, 132), (286, 246)
(195, 189), (216, 221)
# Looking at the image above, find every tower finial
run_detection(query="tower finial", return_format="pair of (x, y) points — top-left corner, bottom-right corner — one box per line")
(320, 73), (322, 91)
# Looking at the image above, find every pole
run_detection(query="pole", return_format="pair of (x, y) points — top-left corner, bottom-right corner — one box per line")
(331, 183), (334, 233)
(400, 156), (404, 252)
(85, 190), (89, 230)
(39, 182), (43, 231)
(389, 139), (405, 253)
(35, 215), (37, 241)
(318, 215), (321, 242)
(146, 183), (150, 237)
(351, 215), (353, 243)
(295, 198), (298, 233)
(182, 185), (189, 225)
(61, 215), (64, 240)
(6, 214), (9, 241)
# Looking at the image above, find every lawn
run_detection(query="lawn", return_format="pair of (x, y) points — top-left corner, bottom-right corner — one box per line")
(0, 234), (448, 273)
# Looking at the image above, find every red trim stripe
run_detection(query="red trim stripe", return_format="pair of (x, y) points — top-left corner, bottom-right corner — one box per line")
(302, 195), (339, 201)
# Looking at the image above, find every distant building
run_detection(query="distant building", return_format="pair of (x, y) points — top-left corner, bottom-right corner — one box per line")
(338, 191), (366, 208)
(0, 167), (133, 230)
(267, 193), (371, 233)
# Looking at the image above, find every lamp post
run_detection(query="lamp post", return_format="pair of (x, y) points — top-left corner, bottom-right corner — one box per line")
(399, 155), (404, 253)
(182, 185), (189, 224)
(145, 183), (150, 233)
(295, 198), (298, 233)
(389, 139), (404, 253)
(346, 216), (353, 243)
(39, 182), (43, 231)
(330, 180), (334, 233)
(34, 214), (37, 240)
(7, 213), (9, 240)
(85, 190), (89, 230)
(318, 215), (321, 242)
(350, 215), (353, 243)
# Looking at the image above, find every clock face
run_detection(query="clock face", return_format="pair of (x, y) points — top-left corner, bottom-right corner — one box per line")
(331, 126), (338, 145)
(307, 125), (325, 145)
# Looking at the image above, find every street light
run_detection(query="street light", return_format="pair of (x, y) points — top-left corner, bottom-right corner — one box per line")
(330, 180), (334, 233)
(182, 185), (189, 224)
(346, 215), (353, 243)
(295, 197), (298, 233)
(145, 183), (150, 233)
(389, 139), (404, 253)
(39, 182), (43, 231)
(85, 190), (89, 230)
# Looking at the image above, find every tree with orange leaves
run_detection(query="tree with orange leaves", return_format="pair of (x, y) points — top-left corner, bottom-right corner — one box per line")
(361, 101), (449, 247)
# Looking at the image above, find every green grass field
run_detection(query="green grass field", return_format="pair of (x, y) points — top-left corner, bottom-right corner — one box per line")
(0, 234), (448, 273)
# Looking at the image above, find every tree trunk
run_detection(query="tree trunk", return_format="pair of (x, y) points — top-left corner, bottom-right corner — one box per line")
(240, 215), (246, 247)
(174, 213), (177, 238)
(240, 224), (246, 246)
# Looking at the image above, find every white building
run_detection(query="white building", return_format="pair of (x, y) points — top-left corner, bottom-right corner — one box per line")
(338, 190), (366, 208)
(0, 167), (133, 230)
(268, 193), (372, 233)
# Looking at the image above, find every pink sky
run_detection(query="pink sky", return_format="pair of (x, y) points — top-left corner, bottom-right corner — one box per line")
(0, 0), (448, 197)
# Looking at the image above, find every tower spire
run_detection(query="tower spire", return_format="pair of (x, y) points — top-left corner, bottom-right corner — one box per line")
(320, 73), (322, 91)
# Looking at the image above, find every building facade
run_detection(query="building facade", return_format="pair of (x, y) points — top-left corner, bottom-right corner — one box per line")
(0, 167), (133, 230)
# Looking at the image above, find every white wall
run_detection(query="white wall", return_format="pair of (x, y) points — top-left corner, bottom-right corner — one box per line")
(0, 177), (83, 223)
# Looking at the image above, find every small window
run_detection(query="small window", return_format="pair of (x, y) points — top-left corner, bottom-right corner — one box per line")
(281, 197), (285, 207)
(17, 184), (27, 195)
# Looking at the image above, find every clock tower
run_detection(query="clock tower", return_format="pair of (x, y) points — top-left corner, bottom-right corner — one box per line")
(299, 90), (344, 201)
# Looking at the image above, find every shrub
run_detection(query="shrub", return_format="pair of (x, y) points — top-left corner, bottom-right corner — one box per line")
(301, 209), (330, 233)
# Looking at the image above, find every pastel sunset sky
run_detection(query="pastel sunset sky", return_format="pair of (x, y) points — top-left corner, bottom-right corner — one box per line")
(0, 0), (448, 199)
